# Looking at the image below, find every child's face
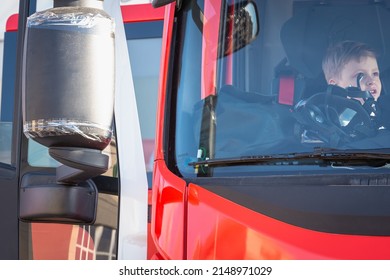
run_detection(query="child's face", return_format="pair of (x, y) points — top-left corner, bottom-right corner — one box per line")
(330, 56), (382, 102)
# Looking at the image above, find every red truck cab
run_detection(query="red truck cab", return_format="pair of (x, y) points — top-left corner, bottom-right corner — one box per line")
(0, 1), (163, 259)
(3, 0), (390, 261)
(150, 0), (390, 259)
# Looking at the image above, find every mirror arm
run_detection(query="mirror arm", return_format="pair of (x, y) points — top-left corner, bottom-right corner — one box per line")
(49, 147), (109, 184)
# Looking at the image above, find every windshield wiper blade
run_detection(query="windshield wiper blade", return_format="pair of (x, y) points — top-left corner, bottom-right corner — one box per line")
(188, 148), (390, 168)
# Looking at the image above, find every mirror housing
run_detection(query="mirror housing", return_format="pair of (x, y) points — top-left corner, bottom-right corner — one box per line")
(20, 173), (98, 224)
(220, 0), (259, 57)
(19, 0), (114, 224)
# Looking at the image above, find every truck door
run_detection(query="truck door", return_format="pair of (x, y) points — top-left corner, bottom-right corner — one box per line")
(0, 13), (19, 259)
(0, 1), (163, 260)
(121, 3), (164, 259)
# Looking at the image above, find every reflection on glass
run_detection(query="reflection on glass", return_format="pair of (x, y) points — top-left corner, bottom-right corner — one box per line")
(0, 122), (12, 165)
(127, 37), (162, 172)
(28, 140), (60, 167)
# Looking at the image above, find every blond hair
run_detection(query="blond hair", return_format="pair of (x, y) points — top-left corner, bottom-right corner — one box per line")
(322, 41), (377, 82)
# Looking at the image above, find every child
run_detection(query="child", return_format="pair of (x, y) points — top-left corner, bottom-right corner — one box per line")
(296, 41), (385, 146)
(322, 40), (385, 131)
(322, 40), (381, 104)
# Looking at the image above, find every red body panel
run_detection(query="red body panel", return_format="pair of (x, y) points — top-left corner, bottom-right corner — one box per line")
(186, 184), (390, 259)
(5, 14), (18, 32)
(152, 159), (187, 259)
(121, 4), (165, 23)
(151, 3), (185, 260)
(154, 4), (176, 162)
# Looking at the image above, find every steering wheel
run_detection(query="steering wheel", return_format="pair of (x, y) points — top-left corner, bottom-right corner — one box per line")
(294, 88), (376, 145)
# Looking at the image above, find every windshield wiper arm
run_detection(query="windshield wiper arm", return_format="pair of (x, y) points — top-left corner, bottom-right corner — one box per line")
(188, 148), (390, 168)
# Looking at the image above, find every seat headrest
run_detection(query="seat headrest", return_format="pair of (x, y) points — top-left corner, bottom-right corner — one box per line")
(281, 2), (390, 79)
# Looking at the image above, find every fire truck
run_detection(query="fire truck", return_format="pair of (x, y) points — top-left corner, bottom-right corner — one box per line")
(0, 0), (164, 259)
(2, 0), (390, 260)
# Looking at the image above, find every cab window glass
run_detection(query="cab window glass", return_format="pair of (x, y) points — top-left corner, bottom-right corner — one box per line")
(127, 37), (162, 173)
(124, 19), (163, 185)
(174, 0), (390, 178)
(0, 25), (17, 165)
(0, 122), (12, 165)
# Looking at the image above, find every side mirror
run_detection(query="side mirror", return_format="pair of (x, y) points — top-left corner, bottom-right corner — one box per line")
(20, 0), (115, 224)
(20, 174), (98, 224)
(190, 0), (259, 57)
(220, 1), (259, 57)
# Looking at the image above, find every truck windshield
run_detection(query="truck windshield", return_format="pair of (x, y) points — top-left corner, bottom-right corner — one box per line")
(173, 0), (390, 177)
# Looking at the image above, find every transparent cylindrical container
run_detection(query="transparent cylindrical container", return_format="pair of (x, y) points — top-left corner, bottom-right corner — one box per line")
(23, 0), (115, 150)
